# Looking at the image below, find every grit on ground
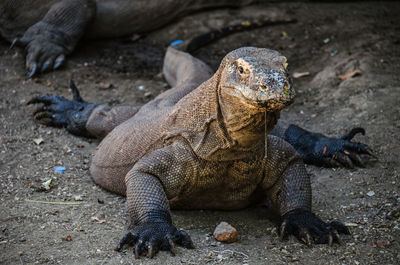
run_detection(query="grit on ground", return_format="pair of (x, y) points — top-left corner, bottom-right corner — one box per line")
(0, 2), (399, 264)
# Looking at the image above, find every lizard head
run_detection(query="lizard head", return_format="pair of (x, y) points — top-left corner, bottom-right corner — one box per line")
(218, 47), (295, 112)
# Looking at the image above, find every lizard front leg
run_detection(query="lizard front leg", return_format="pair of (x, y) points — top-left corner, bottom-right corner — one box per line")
(27, 80), (98, 137)
(28, 80), (140, 138)
(11, 0), (96, 77)
(116, 143), (196, 258)
(284, 125), (374, 168)
(263, 135), (349, 245)
(270, 122), (374, 168)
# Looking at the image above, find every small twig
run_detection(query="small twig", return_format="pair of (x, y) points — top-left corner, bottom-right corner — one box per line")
(25, 199), (84, 205)
(213, 249), (249, 259)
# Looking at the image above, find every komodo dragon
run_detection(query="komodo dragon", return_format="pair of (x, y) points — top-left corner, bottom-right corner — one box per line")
(1, 0), (278, 77)
(28, 46), (372, 258)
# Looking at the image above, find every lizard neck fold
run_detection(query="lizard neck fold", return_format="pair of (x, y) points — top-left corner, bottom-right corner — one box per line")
(218, 87), (280, 149)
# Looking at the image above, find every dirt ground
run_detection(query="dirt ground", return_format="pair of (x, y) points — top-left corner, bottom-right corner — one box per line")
(1, 1), (399, 264)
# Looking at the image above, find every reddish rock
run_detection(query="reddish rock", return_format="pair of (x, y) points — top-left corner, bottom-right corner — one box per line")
(213, 222), (238, 243)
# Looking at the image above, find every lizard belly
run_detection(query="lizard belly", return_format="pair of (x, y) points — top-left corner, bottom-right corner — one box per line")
(169, 158), (265, 210)
(90, 114), (163, 196)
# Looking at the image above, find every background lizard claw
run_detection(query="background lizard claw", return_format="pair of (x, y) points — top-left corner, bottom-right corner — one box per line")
(18, 21), (69, 77)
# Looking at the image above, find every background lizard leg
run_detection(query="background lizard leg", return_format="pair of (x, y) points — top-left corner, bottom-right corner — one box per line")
(14, 0), (96, 77)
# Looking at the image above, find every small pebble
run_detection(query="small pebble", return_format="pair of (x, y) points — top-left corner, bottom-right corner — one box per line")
(367, 191), (375, 197)
(33, 137), (44, 145)
(98, 82), (112, 89)
(74, 195), (83, 201)
(213, 222), (237, 243)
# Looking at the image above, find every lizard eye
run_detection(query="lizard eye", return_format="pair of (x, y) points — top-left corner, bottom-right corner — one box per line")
(238, 66), (244, 74)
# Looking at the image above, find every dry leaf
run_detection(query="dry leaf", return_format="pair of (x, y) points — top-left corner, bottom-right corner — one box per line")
(74, 195), (83, 201)
(344, 222), (358, 227)
(33, 137), (44, 145)
(41, 178), (53, 191)
(91, 216), (106, 224)
(338, 69), (361, 81)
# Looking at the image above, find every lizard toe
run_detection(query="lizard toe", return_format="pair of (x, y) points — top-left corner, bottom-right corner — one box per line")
(147, 240), (159, 258)
(165, 234), (177, 256)
(173, 230), (195, 249)
(21, 22), (68, 77)
(333, 152), (355, 168)
(114, 232), (137, 252)
(134, 239), (146, 259)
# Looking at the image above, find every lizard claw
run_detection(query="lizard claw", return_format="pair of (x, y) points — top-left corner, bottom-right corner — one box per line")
(41, 58), (54, 73)
(70, 80), (84, 102)
(115, 222), (193, 259)
(166, 234), (176, 256)
(27, 80), (98, 136)
(17, 21), (69, 77)
(53, 54), (65, 70)
(10, 38), (21, 50)
(114, 232), (137, 252)
(27, 63), (38, 78)
(340, 127), (365, 141)
(279, 209), (350, 245)
(147, 242), (157, 258)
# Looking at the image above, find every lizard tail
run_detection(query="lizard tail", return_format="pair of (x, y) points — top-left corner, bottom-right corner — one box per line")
(173, 18), (297, 53)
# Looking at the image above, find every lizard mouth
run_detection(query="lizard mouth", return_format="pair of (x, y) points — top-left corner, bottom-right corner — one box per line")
(258, 97), (294, 111)
(256, 81), (295, 111)
(261, 100), (293, 112)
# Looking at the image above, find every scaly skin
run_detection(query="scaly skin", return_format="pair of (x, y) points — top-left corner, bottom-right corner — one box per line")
(1, 0), (261, 76)
(28, 46), (362, 258)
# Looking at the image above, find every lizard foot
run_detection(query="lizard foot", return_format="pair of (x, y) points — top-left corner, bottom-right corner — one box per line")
(115, 222), (194, 259)
(13, 21), (70, 77)
(285, 125), (375, 168)
(27, 80), (98, 137)
(280, 209), (350, 246)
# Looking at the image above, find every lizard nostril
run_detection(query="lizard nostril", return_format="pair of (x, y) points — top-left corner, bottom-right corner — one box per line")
(260, 83), (270, 90)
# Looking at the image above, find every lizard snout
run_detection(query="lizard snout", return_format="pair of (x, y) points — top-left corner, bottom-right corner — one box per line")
(255, 76), (295, 111)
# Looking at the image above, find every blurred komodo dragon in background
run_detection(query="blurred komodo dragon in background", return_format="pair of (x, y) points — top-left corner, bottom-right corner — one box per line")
(1, 0), (290, 77)
(28, 46), (373, 258)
